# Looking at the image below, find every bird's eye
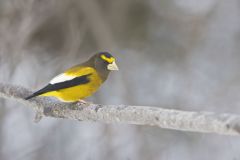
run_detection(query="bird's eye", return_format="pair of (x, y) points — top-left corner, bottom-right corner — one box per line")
(100, 55), (115, 64)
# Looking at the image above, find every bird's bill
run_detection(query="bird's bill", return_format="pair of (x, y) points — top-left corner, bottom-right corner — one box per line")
(107, 61), (119, 71)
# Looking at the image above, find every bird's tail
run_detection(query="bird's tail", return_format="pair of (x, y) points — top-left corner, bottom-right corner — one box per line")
(25, 94), (37, 100)
(24, 86), (49, 100)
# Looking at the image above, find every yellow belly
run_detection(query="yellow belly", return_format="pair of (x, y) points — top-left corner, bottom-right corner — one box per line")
(41, 74), (102, 102)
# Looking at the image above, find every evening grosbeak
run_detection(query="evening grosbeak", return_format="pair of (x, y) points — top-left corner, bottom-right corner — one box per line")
(25, 52), (118, 103)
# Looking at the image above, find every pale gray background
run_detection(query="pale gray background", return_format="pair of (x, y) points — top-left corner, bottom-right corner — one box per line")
(0, 0), (240, 159)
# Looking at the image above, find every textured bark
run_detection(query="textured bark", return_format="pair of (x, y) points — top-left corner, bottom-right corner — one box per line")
(0, 83), (240, 136)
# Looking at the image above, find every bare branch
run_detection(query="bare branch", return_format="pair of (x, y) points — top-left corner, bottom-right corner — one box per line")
(0, 83), (240, 136)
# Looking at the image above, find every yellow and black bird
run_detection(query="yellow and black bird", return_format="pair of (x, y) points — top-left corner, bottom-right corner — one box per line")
(25, 52), (118, 102)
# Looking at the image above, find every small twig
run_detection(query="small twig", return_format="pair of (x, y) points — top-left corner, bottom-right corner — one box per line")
(0, 83), (240, 136)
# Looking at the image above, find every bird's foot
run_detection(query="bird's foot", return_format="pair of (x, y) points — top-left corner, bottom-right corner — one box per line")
(77, 100), (89, 105)
(75, 100), (92, 110)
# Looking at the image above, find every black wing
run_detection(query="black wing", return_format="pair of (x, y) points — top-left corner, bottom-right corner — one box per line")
(25, 73), (92, 100)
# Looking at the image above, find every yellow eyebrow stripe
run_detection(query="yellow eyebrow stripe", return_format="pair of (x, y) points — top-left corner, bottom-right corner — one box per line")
(101, 55), (115, 63)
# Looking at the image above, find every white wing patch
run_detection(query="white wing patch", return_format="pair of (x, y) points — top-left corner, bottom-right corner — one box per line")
(50, 73), (76, 84)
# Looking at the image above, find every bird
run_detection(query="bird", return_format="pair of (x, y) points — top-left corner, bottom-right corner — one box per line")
(25, 52), (119, 103)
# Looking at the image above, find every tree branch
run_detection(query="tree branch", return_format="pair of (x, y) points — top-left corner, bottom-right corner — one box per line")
(0, 83), (240, 136)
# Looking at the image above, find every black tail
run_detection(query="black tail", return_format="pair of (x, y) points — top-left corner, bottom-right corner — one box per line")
(24, 84), (52, 100)
(25, 94), (38, 100)
(25, 90), (46, 100)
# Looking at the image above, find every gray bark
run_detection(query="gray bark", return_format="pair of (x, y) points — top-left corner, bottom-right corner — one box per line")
(0, 83), (240, 136)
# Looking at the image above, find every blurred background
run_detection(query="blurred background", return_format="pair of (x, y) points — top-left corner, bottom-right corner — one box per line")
(1, 0), (240, 159)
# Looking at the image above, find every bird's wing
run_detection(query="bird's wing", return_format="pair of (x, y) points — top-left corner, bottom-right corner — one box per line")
(64, 65), (94, 76)
(50, 66), (94, 84)
(49, 73), (75, 84)
(25, 67), (96, 99)
(45, 66), (96, 91)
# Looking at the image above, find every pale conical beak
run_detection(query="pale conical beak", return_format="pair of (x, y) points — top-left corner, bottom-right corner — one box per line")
(107, 61), (119, 71)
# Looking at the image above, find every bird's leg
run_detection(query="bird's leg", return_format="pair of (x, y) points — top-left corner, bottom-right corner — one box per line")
(78, 99), (88, 105)
(75, 99), (92, 110)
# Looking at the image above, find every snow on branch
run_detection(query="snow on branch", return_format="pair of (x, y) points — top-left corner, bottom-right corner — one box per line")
(0, 83), (240, 136)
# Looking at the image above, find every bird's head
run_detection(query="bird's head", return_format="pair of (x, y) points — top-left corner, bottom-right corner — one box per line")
(94, 52), (119, 71)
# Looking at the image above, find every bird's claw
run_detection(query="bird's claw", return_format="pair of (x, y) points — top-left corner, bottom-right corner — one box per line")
(76, 100), (92, 110)
(77, 100), (88, 105)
